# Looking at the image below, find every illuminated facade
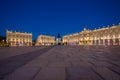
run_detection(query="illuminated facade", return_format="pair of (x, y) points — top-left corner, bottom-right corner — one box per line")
(63, 25), (120, 45)
(35, 35), (55, 46)
(6, 30), (32, 46)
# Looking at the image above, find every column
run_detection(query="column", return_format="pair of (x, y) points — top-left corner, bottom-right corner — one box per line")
(108, 39), (110, 45)
(113, 39), (116, 45)
(119, 39), (120, 45)
(103, 39), (105, 45)
(94, 40), (96, 45)
(99, 40), (101, 45)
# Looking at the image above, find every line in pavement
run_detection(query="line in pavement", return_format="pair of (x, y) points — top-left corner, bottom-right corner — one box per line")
(0, 46), (54, 80)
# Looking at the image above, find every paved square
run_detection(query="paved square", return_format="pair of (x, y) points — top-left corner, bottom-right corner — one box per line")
(0, 46), (120, 80)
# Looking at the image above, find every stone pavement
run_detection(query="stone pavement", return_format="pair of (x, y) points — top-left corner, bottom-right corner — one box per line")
(0, 45), (120, 80)
(0, 46), (47, 60)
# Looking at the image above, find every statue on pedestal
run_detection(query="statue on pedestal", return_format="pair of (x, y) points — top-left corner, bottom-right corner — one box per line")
(56, 33), (61, 45)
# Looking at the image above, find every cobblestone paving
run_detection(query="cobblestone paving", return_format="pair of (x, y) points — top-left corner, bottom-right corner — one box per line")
(0, 45), (120, 80)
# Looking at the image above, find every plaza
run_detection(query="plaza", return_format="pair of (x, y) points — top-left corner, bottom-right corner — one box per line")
(0, 0), (120, 79)
(0, 45), (120, 80)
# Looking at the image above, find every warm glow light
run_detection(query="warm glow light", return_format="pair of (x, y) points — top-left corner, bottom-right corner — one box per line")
(62, 25), (120, 45)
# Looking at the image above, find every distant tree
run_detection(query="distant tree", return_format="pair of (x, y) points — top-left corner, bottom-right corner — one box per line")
(0, 35), (5, 42)
(32, 39), (36, 46)
(0, 35), (7, 46)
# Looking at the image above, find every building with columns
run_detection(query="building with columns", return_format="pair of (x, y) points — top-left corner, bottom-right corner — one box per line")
(63, 24), (120, 45)
(6, 30), (32, 46)
(35, 35), (55, 46)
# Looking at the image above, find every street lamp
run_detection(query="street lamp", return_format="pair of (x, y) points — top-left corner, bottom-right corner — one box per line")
(2, 40), (4, 42)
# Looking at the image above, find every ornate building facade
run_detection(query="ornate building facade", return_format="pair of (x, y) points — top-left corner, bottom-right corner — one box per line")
(6, 30), (32, 46)
(63, 25), (120, 45)
(35, 35), (55, 46)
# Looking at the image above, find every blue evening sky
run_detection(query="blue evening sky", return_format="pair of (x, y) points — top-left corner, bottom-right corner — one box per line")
(0, 0), (120, 39)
